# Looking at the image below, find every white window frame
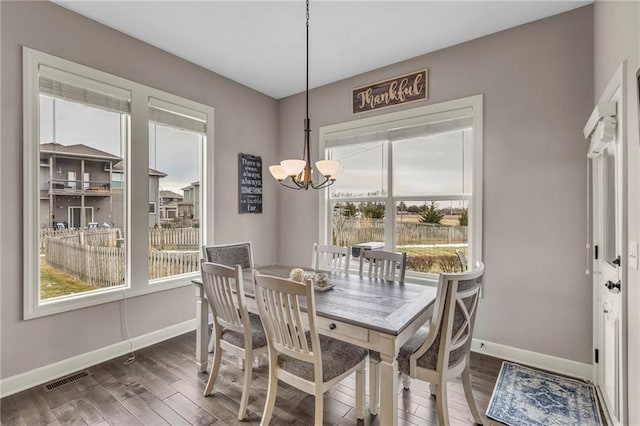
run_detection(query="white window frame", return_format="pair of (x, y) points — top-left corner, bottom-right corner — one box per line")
(23, 47), (215, 319)
(318, 95), (483, 283)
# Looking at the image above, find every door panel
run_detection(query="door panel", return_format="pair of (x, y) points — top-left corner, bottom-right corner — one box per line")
(603, 305), (619, 419)
(591, 86), (624, 426)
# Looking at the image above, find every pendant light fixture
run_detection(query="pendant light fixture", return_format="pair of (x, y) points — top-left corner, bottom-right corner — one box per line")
(268, 0), (341, 190)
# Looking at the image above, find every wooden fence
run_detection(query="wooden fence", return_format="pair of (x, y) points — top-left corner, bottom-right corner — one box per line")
(148, 228), (200, 250)
(39, 228), (122, 253)
(40, 228), (198, 253)
(45, 238), (125, 287)
(333, 219), (467, 246)
(45, 241), (199, 287)
(149, 251), (200, 280)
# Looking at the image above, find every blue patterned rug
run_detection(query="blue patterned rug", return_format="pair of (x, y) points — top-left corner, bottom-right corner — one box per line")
(486, 362), (602, 426)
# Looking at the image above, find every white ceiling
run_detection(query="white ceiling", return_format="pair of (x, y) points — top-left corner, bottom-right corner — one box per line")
(54, 0), (591, 99)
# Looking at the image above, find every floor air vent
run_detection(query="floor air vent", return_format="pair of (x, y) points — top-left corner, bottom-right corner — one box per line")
(43, 370), (90, 391)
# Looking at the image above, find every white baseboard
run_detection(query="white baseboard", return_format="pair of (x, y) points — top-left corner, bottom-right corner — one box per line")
(471, 338), (593, 381)
(0, 319), (197, 399)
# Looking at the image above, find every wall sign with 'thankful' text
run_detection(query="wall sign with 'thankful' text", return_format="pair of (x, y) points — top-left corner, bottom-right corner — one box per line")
(352, 69), (428, 114)
(238, 153), (262, 214)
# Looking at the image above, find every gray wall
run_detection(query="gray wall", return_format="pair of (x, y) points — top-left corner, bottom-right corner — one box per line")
(277, 6), (594, 363)
(0, 1), (279, 378)
(594, 2), (640, 424)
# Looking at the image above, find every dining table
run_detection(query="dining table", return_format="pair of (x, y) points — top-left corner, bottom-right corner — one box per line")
(192, 264), (437, 426)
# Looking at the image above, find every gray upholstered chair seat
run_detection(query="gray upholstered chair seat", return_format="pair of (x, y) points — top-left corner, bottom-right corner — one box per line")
(278, 333), (368, 382)
(221, 312), (267, 349)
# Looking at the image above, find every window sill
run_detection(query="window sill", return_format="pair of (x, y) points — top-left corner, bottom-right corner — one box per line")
(25, 273), (197, 320)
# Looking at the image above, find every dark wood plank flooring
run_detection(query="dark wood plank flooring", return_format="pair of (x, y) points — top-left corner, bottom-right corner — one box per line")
(0, 331), (507, 425)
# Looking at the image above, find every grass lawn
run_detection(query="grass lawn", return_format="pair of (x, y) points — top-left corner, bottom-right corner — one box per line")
(400, 246), (466, 257)
(40, 257), (96, 299)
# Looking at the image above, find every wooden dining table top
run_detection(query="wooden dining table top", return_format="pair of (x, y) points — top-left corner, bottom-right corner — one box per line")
(193, 264), (438, 336)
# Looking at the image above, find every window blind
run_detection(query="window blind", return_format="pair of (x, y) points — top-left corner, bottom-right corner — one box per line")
(38, 65), (131, 114)
(389, 117), (473, 142)
(325, 130), (389, 148)
(148, 97), (207, 134)
(325, 108), (473, 148)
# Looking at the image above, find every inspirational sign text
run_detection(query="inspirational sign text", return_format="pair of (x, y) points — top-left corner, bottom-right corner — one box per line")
(238, 153), (262, 214)
(352, 69), (428, 114)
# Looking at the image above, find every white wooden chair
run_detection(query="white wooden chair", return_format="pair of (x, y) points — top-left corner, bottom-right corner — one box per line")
(359, 249), (408, 415)
(253, 272), (368, 425)
(311, 243), (350, 274)
(202, 241), (254, 269)
(397, 262), (485, 426)
(202, 242), (255, 352)
(358, 249), (407, 283)
(200, 262), (268, 421)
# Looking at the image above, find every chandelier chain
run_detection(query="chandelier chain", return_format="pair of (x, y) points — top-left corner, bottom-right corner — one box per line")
(268, 0), (340, 190)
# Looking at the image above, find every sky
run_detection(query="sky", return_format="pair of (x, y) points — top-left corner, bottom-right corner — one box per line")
(40, 96), (201, 195)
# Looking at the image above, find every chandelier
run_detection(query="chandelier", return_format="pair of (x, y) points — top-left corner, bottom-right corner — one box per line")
(268, 0), (341, 190)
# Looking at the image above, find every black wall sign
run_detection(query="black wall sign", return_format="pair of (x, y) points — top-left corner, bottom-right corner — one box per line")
(238, 153), (263, 214)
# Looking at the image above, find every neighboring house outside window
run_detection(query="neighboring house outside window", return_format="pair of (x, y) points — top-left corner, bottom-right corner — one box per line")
(159, 190), (182, 225)
(40, 147), (166, 229)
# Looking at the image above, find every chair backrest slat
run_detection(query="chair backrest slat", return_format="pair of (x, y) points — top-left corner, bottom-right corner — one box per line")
(200, 262), (249, 335)
(312, 243), (350, 274)
(254, 272), (318, 365)
(359, 250), (407, 283)
(203, 242), (254, 270)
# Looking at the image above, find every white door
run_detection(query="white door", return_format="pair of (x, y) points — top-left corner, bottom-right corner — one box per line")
(591, 82), (625, 426)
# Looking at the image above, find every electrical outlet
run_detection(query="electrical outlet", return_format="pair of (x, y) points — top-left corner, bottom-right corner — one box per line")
(629, 241), (639, 270)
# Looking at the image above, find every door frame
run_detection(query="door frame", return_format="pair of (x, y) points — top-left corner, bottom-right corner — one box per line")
(587, 62), (628, 426)
(68, 206), (94, 229)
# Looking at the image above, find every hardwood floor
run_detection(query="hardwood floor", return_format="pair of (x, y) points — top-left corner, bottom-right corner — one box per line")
(0, 331), (507, 425)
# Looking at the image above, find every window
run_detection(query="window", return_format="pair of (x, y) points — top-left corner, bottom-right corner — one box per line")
(112, 173), (124, 189)
(23, 48), (214, 319)
(319, 96), (482, 281)
(148, 107), (204, 281)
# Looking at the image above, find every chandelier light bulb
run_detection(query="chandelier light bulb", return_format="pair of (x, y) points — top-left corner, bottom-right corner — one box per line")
(280, 159), (306, 176)
(315, 160), (340, 177)
(268, 165), (288, 181)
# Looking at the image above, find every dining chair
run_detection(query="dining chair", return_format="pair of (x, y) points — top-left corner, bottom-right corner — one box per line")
(200, 261), (268, 421)
(311, 243), (350, 274)
(253, 271), (368, 425)
(397, 262), (485, 426)
(202, 241), (254, 269)
(359, 248), (407, 415)
(202, 242), (255, 352)
(358, 249), (407, 283)
(456, 249), (468, 271)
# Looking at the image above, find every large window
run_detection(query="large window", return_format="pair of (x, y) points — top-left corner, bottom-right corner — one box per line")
(23, 48), (214, 318)
(148, 120), (203, 282)
(320, 96), (482, 280)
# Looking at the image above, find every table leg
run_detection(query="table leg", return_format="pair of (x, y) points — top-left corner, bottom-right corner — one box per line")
(379, 351), (399, 426)
(369, 357), (379, 415)
(195, 286), (208, 373)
